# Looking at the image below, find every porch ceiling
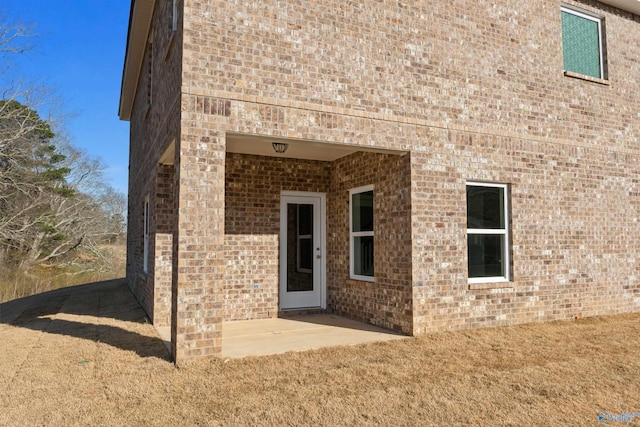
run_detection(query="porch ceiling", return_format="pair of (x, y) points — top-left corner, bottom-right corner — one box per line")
(226, 134), (405, 161)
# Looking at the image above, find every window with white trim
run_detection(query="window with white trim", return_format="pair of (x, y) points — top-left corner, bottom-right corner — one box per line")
(350, 185), (374, 281)
(561, 6), (605, 79)
(143, 196), (150, 273)
(466, 182), (509, 283)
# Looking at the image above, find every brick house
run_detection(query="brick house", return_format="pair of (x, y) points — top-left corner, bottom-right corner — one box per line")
(119, 0), (640, 363)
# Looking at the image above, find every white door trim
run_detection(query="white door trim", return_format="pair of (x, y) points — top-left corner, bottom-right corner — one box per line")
(279, 191), (326, 310)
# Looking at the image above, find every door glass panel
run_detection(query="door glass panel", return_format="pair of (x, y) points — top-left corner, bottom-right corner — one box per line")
(287, 203), (314, 292)
(299, 238), (312, 271)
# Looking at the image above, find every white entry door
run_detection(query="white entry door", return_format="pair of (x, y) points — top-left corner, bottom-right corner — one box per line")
(279, 192), (326, 310)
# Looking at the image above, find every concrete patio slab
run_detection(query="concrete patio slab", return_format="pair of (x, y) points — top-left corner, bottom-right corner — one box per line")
(157, 315), (406, 359)
(221, 315), (406, 358)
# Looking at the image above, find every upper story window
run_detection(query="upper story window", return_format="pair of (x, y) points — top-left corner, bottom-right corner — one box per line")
(169, 0), (178, 33)
(350, 185), (374, 282)
(467, 182), (510, 284)
(561, 6), (605, 79)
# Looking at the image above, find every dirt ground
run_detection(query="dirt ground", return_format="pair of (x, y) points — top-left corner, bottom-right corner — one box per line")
(1, 280), (639, 426)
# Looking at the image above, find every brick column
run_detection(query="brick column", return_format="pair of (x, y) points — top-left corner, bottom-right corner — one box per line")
(170, 130), (225, 363)
(153, 164), (175, 327)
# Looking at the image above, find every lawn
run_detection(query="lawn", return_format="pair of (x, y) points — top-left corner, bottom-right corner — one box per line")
(0, 281), (638, 426)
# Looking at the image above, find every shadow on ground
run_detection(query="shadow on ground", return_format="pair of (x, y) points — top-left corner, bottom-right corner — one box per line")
(0, 279), (170, 360)
(279, 313), (407, 334)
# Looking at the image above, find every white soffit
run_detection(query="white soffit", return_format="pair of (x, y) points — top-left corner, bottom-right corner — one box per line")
(119, 0), (155, 121)
(159, 140), (176, 165)
(598, 0), (640, 15)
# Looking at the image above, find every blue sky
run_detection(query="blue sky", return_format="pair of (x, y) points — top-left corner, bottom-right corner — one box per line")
(3, 1), (131, 194)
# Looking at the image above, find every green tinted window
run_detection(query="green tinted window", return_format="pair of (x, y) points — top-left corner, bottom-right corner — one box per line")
(562, 9), (603, 79)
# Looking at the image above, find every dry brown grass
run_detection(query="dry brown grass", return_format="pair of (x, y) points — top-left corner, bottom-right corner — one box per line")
(1, 281), (639, 426)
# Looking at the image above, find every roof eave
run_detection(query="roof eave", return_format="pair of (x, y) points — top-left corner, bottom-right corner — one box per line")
(118, 0), (156, 122)
(597, 0), (640, 15)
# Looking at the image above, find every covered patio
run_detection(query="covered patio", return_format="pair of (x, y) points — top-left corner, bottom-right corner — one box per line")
(149, 132), (413, 361)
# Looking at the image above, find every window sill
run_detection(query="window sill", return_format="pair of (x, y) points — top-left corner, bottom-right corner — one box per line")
(469, 282), (513, 291)
(563, 70), (610, 86)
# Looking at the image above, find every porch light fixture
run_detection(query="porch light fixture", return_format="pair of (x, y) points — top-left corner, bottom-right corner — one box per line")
(272, 142), (289, 154)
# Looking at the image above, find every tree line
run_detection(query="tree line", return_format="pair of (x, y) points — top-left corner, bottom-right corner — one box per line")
(0, 19), (126, 296)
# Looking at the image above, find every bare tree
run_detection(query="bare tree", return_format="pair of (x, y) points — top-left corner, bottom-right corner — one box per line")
(0, 19), (127, 272)
(0, 100), (73, 265)
(0, 17), (33, 55)
(0, 111), (128, 269)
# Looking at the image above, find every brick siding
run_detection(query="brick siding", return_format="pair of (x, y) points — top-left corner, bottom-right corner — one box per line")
(328, 152), (413, 334)
(124, 0), (640, 361)
(224, 153), (331, 320)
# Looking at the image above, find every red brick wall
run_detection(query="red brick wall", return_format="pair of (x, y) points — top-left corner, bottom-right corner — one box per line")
(176, 0), (640, 336)
(182, 0), (640, 147)
(125, 0), (640, 361)
(126, 0), (182, 346)
(328, 152), (413, 334)
(224, 153), (331, 320)
(153, 165), (174, 327)
(411, 131), (640, 333)
(224, 151), (413, 334)
(127, 2), (182, 319)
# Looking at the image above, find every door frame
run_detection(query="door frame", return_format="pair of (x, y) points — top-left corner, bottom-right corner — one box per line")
(279, 191), (327, 310)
